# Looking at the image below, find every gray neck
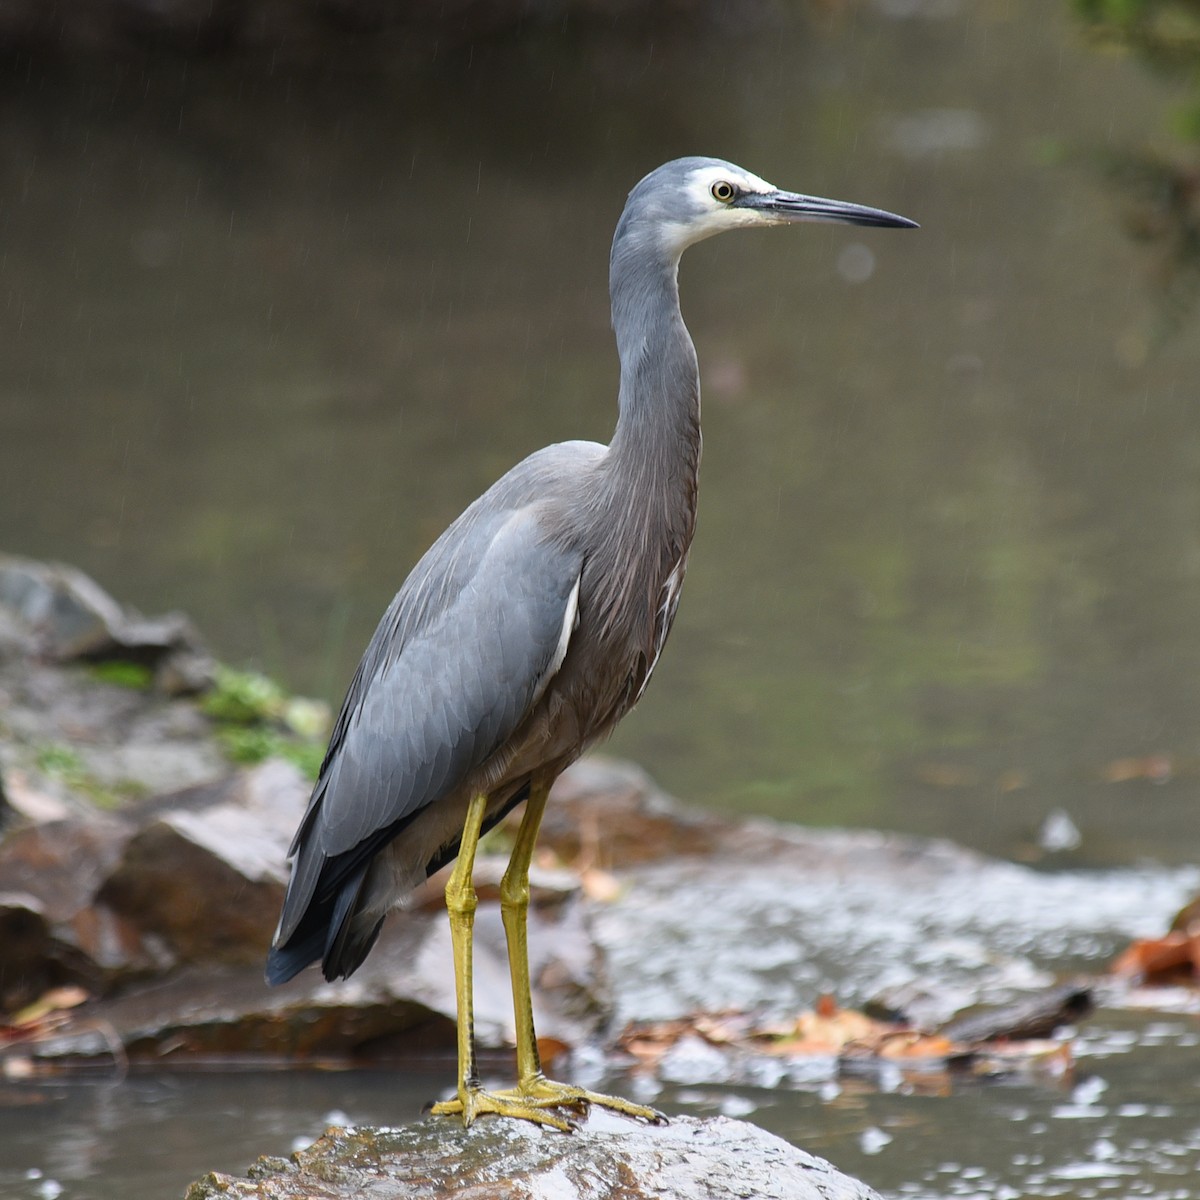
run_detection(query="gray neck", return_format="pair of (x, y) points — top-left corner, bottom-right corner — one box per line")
(603, 228), (702, 543)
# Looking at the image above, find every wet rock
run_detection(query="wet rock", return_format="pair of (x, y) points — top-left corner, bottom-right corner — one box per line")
(97, 760), (307, 966)
(938, 983), (1095, 1045)
(0, 815), (141, 1010)
(0, 762), (313, 1010)
(0, 771), (71, 827)
(183, 1111), (880, 1200)
(0, 565), (228, 813)
(23, 866), (606, 1066)
(535, 757), (730, 865)
(0, 554), (207, 677)
(591, 825), (1199, 1034)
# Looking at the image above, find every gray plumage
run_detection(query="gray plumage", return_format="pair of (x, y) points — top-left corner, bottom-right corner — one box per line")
(267, 157), (916, 986)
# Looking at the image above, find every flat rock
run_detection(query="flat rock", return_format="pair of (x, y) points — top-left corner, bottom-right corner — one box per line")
(184, 1112), (880, 1200)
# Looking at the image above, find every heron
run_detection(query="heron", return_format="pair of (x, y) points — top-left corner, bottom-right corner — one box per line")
(266, 157), (916, 1130)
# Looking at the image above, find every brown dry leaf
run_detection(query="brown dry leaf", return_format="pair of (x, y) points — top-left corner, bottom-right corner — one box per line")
(767, 1002), (885, 1056)
(620, 999), (1076, 1079)
(873, 1032), (959, 1061)
(1100, 754), (1173, 784)
(536, 1036), (571, 1070)
(815, 993), (838, 1020)
(691, 1013), (752, 1045)
(1111, 931), (1200, 983)
(621, 1038), (664, 1064)
(617, 1018), (692, 1057)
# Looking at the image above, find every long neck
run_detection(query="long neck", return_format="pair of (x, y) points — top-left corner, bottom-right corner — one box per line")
(602, 231), (702, 548)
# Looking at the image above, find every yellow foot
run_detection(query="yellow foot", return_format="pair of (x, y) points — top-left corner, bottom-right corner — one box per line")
(431, 1076), (664, 1131)
(515, 1075), (665, 1125)
(430, 1087), (576, 1132)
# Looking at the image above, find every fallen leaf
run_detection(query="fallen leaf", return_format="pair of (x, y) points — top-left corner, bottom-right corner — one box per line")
(536, 1037), (571, 1070)
(1111, 931), (1200, 983)
(9, 986), (90, 1028)
(1100, 755), (1173, 784)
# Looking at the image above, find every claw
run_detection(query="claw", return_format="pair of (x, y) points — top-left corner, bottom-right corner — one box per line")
(431, 1076), (664, 1131)
(516, 1076), (665, 1124)
(431, 1086), (575, 1132)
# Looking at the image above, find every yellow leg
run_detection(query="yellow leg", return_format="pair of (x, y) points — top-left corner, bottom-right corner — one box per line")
(429, 792), (572, 1131)
(496, 776), (664, 1125)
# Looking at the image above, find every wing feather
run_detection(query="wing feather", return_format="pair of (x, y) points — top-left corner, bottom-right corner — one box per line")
(274, 500), (583, 945)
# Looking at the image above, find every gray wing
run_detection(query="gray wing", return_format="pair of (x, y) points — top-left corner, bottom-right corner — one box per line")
(274, 499), (583, 947)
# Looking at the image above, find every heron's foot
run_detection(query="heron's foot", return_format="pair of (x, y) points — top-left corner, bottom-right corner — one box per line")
(430, 1086), (576, 1132)
(430, 1076), (664, 1130)
(510, 1074), (665, 1124)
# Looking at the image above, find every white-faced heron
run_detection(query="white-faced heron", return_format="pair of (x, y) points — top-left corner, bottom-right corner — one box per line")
(266, 157), (917, 1129)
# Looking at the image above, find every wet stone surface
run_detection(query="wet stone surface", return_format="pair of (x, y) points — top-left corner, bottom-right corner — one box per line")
(183, 1111), (881, 1200)
(592, 826), (1200, 1036)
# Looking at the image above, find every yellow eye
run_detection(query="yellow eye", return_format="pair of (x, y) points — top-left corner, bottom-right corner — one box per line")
(711, 180), (736, 204)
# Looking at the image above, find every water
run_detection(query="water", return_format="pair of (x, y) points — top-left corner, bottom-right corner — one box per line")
(3, 3), (1197, 863)
(3, 1016), (1199, 1200)
(2, 2), (1199, 1197)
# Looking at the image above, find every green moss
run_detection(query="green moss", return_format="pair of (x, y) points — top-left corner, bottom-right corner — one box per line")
(35, 742), (87, 777)
(202, 665), (288, 724)
(88, 660), (155, 690)
(32, 741), (143, 809)
(205, 665), (329, 781)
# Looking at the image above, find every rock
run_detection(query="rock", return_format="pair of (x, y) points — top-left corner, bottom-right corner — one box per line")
(535, 757), (731, 865)
(591, 825), (1198, 1038)
(0, 762), (312, 1009)
(0, 747), (613, 1066)
(937, 983), (1095, 1045)
(0, 554), (207, 671)
(183, 1112), (881, 1200)
(0, 558), (228, 815)
(0, 815), (141, 1010)
(0, 770), (71, 827)
(97, 760), (308, 966)
(18, 872), (606, 1066)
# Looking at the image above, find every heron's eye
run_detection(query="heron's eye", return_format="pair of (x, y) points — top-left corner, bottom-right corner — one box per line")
(711, 180), (736, 204)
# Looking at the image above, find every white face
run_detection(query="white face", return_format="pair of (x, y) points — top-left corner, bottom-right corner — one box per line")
(661, 163), (782, 253)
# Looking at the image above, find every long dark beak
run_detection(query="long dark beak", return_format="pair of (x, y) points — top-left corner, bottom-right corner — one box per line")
(737, 189), (918, 229)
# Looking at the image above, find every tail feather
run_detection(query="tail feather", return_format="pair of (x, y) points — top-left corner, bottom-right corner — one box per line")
(265, 924), (326, 986)
(266, 781), (535, 987)
(265, 862), (386, 985)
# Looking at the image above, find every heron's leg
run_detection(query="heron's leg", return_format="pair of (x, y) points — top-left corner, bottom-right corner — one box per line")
(429, 792), (571, 1131)
(496, 777), (664, 1124)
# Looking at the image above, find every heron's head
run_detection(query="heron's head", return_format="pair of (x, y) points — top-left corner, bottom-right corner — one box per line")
(618, 156), (917, 261)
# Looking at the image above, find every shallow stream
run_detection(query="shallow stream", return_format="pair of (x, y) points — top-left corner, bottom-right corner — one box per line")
(2, 1), (1199, 1195)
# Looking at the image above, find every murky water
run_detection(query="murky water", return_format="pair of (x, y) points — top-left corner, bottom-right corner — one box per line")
(4, 1), (1198, 864)
(2, 1), (1199, 1196)
(3, 1013), (1199, 1200)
